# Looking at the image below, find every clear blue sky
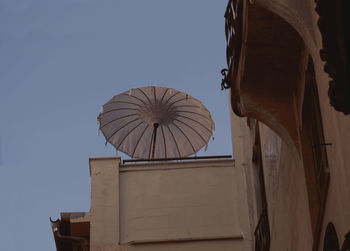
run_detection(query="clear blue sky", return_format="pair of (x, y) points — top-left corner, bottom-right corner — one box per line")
(0, 0), (230, 250)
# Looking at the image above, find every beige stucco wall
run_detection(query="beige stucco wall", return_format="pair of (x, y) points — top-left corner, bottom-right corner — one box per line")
(232, 0), (350, 250)
(231, 81), (350, 251)
(230, 110), (314, 251)
(87, 157), (253, 251)
(260, 124), (313, 251)
(231, 51), (350, 251)
(89, 157), (120, 251)
(262, 0), (350, 249)
(316, 56), (350, 251)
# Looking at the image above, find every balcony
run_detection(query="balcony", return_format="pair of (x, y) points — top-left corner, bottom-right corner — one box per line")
(221, 0), (242, 92)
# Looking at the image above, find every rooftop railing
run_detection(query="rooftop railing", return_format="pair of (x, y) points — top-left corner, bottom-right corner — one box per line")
(122, 155), (232, 164)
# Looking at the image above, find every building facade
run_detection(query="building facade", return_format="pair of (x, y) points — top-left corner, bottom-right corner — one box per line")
(51, 157), (253, 251)
(51, 1), (350, 250)
(225, 0), (350, 250)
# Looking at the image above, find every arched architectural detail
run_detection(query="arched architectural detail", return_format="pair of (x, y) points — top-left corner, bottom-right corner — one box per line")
(236, 94), (301, 160)
(251, 0), (350, 114)
(322, 222), (350, 251)
(254, 0), (321, 65)
(230, 2), (309, 159)
(323, 222), (339, 251)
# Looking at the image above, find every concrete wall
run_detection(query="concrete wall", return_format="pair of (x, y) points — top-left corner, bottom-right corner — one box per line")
(88, 157), (253, 251)
(89, 157), (120, 251)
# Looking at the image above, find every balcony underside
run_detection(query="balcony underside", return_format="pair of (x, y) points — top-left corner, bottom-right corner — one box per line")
(232, 3), (307, 156)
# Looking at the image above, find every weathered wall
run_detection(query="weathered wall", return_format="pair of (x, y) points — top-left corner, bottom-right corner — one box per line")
(88, 157), (253, 251)
(89, 157), (120, 251)
(120, 160), (242, 243)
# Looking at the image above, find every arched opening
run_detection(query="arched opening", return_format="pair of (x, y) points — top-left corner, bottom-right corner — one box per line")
(323, 222), (339, 251)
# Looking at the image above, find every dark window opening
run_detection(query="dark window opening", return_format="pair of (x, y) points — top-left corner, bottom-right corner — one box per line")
(301, 58), (330, 251)
(253, 125), (270, 251)
(323, 222), (339, 251)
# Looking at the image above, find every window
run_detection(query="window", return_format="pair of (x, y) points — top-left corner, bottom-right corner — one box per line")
(252, 125), (270, 251)
(301, 58), (330, 251)
(323, 222), (339, 251)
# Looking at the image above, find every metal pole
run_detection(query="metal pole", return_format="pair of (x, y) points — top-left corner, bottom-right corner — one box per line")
(151, 123), (159, 159)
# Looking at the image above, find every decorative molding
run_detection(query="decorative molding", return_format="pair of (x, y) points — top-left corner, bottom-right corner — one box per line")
(323, 223), (350, 251)
(221, 0), (243, 91)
